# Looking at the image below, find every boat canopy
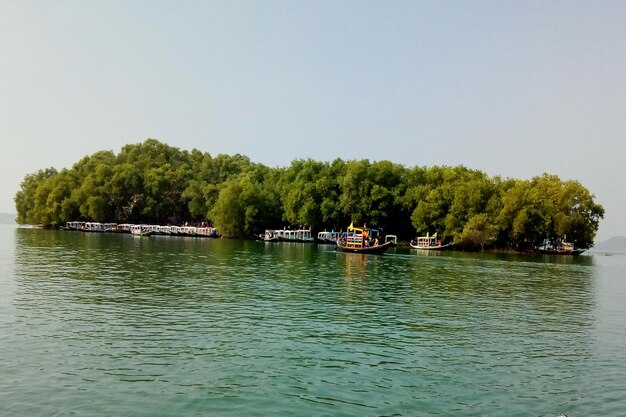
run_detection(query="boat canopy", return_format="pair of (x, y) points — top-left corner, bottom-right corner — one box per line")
(347, 222), (379, 234)
(416, 232), (439, 246)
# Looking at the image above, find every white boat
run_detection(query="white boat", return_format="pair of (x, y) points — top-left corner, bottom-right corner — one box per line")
(317, 231), (341, 244)
(536, 236), (586, 256)
(157, 225), (172, 235)
(115, 224), (133, 233)
(410, 232), (452, 250)
(102, 223), (118, 232)
(384, 234), (398, 246)
(130, 225), (153, 237)
(64, 221), (85, 231)
(277, 229), (315, 243)
(261, 228), (315, 243)
(260, 230), (281, 241)
(83, 222), (104, 232)
(196, 226), (219, 237)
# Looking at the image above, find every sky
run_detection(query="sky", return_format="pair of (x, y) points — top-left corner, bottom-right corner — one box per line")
(1, 0), (625, 241)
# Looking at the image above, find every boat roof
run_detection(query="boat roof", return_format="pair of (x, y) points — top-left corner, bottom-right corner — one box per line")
(347, 222), (379, 233)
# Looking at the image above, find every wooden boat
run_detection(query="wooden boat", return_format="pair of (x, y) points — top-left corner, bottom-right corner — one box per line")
(410, 232), (452, 250)
(536, 238), (586, 256)
(336, 223), (392, 255)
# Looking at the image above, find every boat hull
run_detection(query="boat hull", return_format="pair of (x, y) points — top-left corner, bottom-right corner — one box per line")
(410, 243), (453, 250)
(131, 231), (153, 237)
(536, 248), (586, 256)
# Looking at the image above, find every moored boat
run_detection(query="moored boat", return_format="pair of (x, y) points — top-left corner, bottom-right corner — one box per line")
(277, 229), (315, 243)
(260, 228), (315, 243)
(384, 234), (398, 247)
(130, 225), (153, 237)
(196, 226), (219, 238)
(536, 237), (586, 256)
(336, 223), (392, 255)
(410, 232), (452, 250)
(259, 229), (281, 241)
(83, 222), (109, 232)
(64, 221), (85, 231)
(317, 230), (341, 244)
(116, 224), (133, 233)
(61, 220), (220, 238)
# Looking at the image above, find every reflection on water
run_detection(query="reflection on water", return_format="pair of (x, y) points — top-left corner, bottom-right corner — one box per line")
(1, 228), (625, 416)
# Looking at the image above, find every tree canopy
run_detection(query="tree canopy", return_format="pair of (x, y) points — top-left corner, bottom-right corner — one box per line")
(14, 139), (604, 249)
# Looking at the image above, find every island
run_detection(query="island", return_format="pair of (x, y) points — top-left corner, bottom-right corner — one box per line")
(14, 139), (604, 252)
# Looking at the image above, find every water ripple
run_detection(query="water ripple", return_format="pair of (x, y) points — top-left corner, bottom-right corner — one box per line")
(1, 229), (625, 416)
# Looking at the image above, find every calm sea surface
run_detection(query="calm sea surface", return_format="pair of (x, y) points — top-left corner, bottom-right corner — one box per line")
(1, 224), (625, 417)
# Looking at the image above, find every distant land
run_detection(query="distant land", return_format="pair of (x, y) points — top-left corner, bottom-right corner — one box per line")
(0, 213), (16, 224)
(593, 236), (626, 252)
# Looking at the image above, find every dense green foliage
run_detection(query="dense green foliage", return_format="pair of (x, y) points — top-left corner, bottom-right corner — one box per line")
(15, 139), (604, 249)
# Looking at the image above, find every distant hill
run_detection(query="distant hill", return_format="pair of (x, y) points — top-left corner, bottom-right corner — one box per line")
(594, 236), (626, 252)
(0, 213), (16, 225)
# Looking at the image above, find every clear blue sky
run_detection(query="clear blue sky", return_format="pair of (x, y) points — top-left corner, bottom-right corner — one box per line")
(1, 0), (624, 240)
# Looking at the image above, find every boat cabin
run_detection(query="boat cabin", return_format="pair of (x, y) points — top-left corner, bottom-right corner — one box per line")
(344, 224), (381, 249)
(384, 235), (397, 245)
(66, 221), (85, 230)
(415, 233), (441, 248)
(84, 222), (104, 232)
(317, 231), (340, 243)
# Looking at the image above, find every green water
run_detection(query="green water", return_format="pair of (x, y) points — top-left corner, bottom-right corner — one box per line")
(1, 225), (625, 416)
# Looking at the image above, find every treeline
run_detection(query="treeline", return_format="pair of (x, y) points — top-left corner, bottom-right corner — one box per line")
(15, 139), (604, 250)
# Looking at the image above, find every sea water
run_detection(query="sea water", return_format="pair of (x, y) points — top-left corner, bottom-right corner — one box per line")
(1, 225), (625, 416)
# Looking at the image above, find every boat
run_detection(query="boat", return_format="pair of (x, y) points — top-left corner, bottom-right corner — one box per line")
(410, 232), (452, 250)
(317, 230), (342, 244)
(82, 222), (105, 232)
(130, 225), (153, 237)
(60, 220), (220, 238)
(536, 237), (586, 256)
(260, 228), (315, 243)
(102, 223), (118, 232)
(196, 226), (219, 238)
(278, 229), (315, 243)
(63, 221), (85, 231)
(336, 223), (392, 255)
(384, 234), (398, 247)
(115, 224), (133, 233)
(259, 229), (281, 242)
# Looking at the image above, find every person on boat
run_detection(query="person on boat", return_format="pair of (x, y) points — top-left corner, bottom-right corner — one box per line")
(372, 237), (379, 247)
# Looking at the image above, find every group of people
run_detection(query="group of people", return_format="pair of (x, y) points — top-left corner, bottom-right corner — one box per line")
(362, 230), (380, 247)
